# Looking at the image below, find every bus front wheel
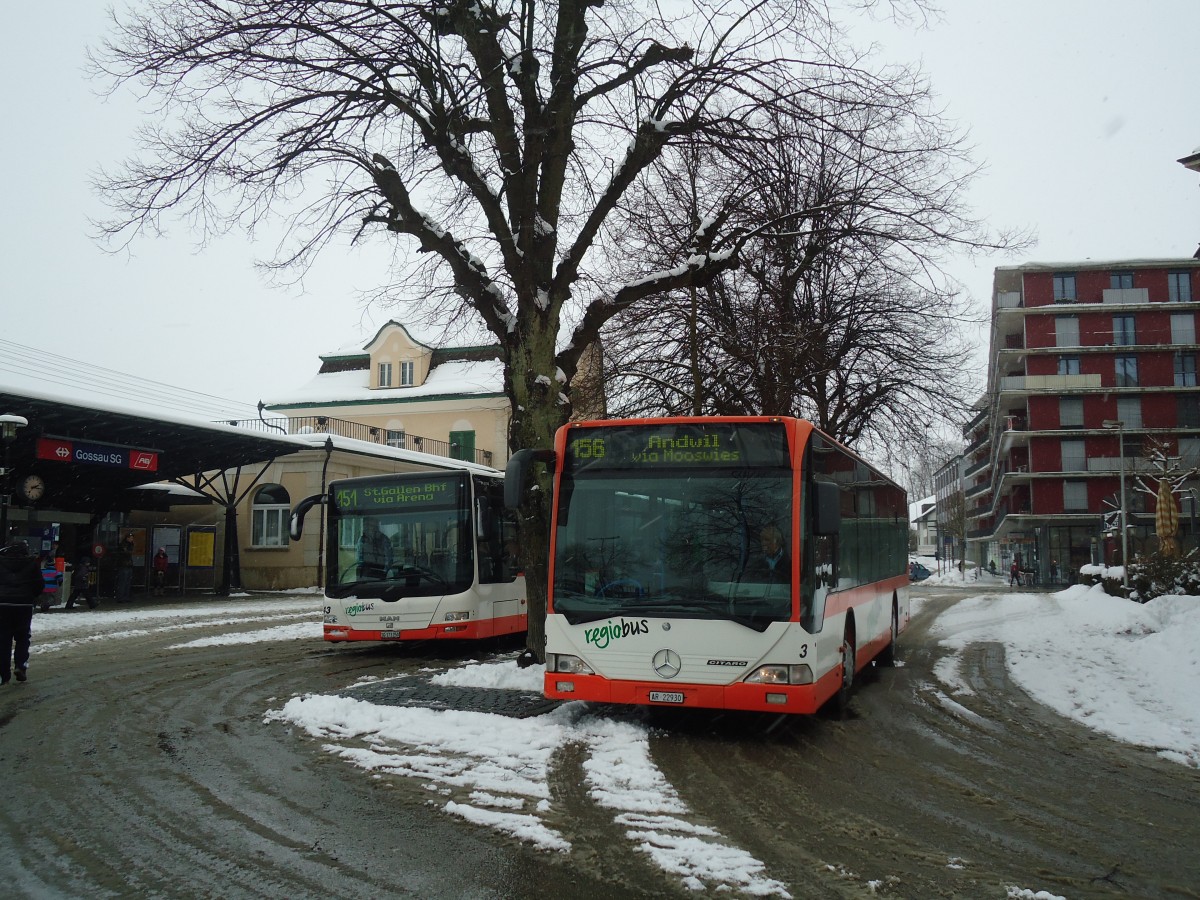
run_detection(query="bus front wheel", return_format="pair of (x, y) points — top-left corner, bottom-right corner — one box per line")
(831, 621), (855, 714)
(877, 601), (899, 667)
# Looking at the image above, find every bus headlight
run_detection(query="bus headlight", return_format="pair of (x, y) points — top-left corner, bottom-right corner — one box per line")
(547, 654), (594, 675)
(443, 611), (470, 622)
(744, 664), (813, 685)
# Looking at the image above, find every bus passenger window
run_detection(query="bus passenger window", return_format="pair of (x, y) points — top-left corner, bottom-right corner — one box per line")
(813, 533), (835, 587)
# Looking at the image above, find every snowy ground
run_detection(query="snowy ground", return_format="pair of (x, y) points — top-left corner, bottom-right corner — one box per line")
(25, 583), (1199, 899)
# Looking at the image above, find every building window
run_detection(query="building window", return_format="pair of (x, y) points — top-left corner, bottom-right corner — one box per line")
(1059, 396), (1083, 428)
(1172, 313), (1196, 345)
(1053, 274), (1077, 302)
(1175, 353), (1197, 387)
(386, 429), (406, 448)
(400, 361), (415, 386)
(1110, 271), (1134, 290)
(251, 484), (291, 547)
(1060, 440), (1086, 472)
(1117, 396), (1142, 429)
(1063, 481), (1088, 512)
(1112, 315), (1136, 346)
(1169, 271), (1193, 303)
(1055, 316), (1080, 347)
(1057, 356), (1081, 375)
(1115, 356), (1138, 387)
(1180, 437), (1200, 467)
(378, 362), (393, 387)
(1178, 396), (1200, 427)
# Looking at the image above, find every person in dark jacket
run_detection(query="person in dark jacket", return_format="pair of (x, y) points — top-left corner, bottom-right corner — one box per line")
(66, 552), (97, 610)
(0, 540), (44, 684)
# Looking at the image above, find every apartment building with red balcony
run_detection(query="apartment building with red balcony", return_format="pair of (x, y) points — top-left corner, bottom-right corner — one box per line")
(965, 258), (1200, 584)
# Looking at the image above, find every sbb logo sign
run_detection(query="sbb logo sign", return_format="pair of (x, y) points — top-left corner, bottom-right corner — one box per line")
(36, 437), (159, 472)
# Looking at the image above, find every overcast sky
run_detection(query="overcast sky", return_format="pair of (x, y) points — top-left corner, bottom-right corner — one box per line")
(3, 1), (1198, 407)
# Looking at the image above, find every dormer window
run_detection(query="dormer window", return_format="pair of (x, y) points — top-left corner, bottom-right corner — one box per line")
(400, 361), (415, 386)
(378, 362), (393, 387)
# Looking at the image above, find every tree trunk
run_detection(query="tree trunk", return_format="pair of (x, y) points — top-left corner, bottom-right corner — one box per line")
(507, 318), (572, 662)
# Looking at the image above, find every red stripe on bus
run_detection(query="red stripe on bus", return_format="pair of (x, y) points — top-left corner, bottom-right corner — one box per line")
(324, 612), (527, 642)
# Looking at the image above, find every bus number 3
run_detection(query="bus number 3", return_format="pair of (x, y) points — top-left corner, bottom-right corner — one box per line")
(798, 644), (808, 659)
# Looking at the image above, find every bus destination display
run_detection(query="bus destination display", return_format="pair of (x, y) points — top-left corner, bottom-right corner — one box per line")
(565, 423), (789, 471)
(333, 475), (462, 512)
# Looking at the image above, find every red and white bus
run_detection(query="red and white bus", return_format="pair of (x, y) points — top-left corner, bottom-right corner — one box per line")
(507, 416), (909, 714)
(292, 469), (526, 642)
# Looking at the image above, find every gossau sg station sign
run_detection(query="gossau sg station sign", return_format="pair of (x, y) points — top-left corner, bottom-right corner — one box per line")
(36, 436), (159, 472)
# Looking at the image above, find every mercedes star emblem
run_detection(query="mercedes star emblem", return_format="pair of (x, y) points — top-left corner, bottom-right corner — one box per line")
(652, 648), (682, 679)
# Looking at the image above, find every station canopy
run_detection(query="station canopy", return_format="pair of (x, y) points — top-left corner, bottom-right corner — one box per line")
(0, 385), (308, 517)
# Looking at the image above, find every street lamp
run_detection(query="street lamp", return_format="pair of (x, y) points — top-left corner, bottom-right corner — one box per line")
(1034, 526), (1041, 584)
(1102, 419), (1130, 592)
(0, 414), (29, 545)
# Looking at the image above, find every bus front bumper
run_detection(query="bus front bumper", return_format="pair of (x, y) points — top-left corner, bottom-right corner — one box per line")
(544, 669), (842, 715)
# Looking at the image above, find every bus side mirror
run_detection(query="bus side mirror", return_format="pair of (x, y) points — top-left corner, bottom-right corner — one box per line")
(504, 449), (555, 510)
(289, 493), (327, 540)
(475, 496), (491, 540)
(813, 481), (841, 536)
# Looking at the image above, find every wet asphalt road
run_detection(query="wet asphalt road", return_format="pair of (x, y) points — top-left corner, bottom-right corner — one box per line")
(0, 586), (1197, 898)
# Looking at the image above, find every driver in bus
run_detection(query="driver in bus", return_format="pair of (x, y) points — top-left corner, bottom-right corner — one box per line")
(357, 520), (394, 580)
(742, 524), (791, 585)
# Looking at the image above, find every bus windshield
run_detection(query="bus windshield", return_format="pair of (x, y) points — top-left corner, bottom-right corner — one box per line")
(327, 473), (472, 599)
(552, 468), (793, 630)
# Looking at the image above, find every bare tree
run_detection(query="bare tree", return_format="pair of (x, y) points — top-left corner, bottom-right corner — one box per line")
(604, 104), (1022, 461)
(94, 0), (948, 657)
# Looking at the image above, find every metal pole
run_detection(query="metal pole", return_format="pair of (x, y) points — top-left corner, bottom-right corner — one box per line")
(1191, 490), (1197, 555)
(0, 438), (10, 543)
(1118, 426), (1129, 592)
(0, 414), (30, 544)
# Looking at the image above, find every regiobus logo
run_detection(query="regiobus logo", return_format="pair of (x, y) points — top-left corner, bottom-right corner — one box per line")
(583, 618), (649, 649)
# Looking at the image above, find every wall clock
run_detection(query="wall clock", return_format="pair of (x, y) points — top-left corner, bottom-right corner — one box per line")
(21, 474), (45, 502)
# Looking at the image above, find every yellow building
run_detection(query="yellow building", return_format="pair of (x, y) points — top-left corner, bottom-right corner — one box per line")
(265, 321), (510, 468)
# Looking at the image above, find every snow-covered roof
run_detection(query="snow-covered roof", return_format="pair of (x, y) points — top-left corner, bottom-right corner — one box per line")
(266, 359), (504, 407)
(318, 319), (494, 359)
(998, 257), (1200, 272)
(908, 495), (936, 524)
(286, 430), (500, 475)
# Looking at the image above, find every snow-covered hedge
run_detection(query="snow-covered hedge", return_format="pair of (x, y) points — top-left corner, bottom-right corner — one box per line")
(1079, 553), (1200, 603)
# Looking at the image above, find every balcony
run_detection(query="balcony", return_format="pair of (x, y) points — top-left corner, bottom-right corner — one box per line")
(221, 414), (496, 468)
(965, 458), (989, 478)
(998, 373), (1103, 392)
(996, 291), (1023, 309)
(1101, 287), (1149, 305)
(966, 481), (991, 499)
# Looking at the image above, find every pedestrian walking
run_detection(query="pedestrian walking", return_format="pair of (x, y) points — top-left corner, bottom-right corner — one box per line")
(1049, 559), (1059, 584)
(1009, 560), (1020, 587)
(116, 534), (135, 602)
(0, 539), (44, 685)
(66, 552), (97, 609)
(152, 547), (169, 596)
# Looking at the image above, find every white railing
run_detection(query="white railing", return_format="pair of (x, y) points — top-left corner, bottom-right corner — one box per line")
(998, 374), (1102, 391)
(1102, 287), (1149, 305)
